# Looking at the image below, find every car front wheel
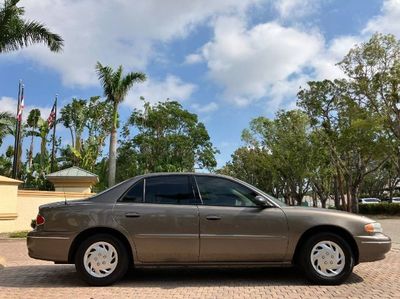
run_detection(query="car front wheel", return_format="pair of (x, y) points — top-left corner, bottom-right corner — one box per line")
(75, 234), (129, 286)
(299, 232), (354, 285)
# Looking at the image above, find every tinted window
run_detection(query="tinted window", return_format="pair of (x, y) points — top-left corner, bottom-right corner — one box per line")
(196, 176), (258, 207)
(145, 176), (197, 205)
(120, 180), (144, 203)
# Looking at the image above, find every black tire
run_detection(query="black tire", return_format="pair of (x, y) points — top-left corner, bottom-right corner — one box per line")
(75, 233), (129, 286)
(299, 232), (354, 285)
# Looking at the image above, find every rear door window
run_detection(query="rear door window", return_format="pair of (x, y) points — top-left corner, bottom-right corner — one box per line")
(145, 176), (197, 205)
(120, 179), (144, 203)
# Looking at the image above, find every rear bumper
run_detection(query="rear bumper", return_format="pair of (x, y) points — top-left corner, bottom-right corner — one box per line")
(355, 233), (391, 263)
(27, 230), (74, 263)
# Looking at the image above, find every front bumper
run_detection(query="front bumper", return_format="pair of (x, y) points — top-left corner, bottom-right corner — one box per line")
(27, 230), (74, 263)
(355, 233), (391, 263)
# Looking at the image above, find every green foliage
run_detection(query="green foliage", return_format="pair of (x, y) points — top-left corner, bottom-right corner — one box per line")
(220, 110), (316, 205)
(0, 111), (14, 146)
(8, 230), (28, 238)
(60, 97), (113, 172)
(359, 203), (400, 216)
(223, 33), (400, 211)
(116, 100), (218, 181)
(0, 0), (63, 53)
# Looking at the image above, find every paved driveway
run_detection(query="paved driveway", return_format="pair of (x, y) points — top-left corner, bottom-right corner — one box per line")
(1, 218), (399, 299)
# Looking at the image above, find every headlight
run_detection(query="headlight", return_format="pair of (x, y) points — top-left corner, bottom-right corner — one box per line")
(364, 222), (383, 233)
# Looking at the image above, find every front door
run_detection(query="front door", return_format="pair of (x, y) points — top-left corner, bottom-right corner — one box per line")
(195, 175), (288, 262)
(113, 175), (200, 263)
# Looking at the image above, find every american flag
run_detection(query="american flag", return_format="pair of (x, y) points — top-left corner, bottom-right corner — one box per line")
(47, 102), (56, 128)
(16, 88), (24, 121)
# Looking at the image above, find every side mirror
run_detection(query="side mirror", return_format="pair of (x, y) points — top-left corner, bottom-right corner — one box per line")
(254, 195), (272, 207)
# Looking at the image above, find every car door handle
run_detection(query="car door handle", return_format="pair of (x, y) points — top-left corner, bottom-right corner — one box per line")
(206, 215), (221, 221)
(125, 212), (141, 218)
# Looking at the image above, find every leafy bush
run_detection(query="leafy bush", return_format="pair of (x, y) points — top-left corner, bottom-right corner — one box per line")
(359, 203), (400, 215)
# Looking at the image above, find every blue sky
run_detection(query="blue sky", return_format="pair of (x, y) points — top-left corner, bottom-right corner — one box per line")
(1, 0), (399, 168)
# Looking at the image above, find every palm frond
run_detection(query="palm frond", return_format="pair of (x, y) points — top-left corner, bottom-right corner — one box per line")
(116, 72), (146, 102)
(96, 61), (115, 101)
(0, 0), (63, 53)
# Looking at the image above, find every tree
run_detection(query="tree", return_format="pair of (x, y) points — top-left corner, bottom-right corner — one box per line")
(298, 79), (389, 212)
(95, 62), (146, 186)
(227, 110), (313, 206)
(218, 147), (280, 198)
(0, 0), (63, 53)
(116, 100), (218, 181)
(36, 117), (50, 169)
(60, 98), (86, 152)
(0, 145), (13, 176)
(338, 33), (400, 187)
(308, 130), (335, 208)
(26, 108), (40, 168)
(60, 96), (113, 172)
(0, 111), (14, 146)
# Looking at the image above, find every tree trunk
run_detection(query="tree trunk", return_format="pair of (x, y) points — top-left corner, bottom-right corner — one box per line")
(40, 137), (46, 169)
(334, 176), (340, 209)
(312, 192), (318, 207)
(108, 102), (118, 187)
(28, 133), (34, 169)
(351, 186), (359, 214)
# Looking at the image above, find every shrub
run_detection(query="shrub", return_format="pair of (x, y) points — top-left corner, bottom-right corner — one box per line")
(359, 203), (400, 215)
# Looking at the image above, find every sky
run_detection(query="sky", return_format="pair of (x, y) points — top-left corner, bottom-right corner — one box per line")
(0, 0), (399, 168)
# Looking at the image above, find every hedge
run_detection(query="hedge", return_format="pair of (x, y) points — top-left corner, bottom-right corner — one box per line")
(359, 203), (400, 215)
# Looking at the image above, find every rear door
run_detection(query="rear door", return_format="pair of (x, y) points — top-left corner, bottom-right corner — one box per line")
(113, 175), (200, 263)
(195, 175), (288, 262)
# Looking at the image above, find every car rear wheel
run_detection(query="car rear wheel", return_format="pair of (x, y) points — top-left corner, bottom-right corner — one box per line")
(75, 234), (129, 286)
(299, 232), (354, 285)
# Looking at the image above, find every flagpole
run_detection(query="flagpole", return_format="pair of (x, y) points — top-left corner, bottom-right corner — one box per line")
(12, 81), (22, 179)
(50, 95), (57, 173)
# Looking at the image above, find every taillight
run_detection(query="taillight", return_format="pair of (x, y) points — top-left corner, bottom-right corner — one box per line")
(36, 214), (45, 226)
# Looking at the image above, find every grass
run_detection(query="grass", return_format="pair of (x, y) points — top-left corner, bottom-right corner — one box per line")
(8, 231), (29, 238)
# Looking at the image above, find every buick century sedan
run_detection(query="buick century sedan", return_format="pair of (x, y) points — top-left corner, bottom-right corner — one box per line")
(27, 173), (391, 286)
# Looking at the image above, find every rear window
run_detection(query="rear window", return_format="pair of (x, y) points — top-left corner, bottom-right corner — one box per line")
(120, 180), (144, 203)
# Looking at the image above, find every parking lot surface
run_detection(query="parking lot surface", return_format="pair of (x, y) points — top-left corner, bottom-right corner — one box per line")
(0, 236), (399, 299)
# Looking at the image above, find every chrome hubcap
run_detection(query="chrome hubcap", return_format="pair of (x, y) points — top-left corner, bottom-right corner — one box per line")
(83, 241), (118, 278)
(310, 240), (345, 277)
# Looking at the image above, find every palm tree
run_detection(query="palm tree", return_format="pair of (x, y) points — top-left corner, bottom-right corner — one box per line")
(0, 111), (14, 146)
(26, 108), (40, 168)
(0, 0), (63, 53)
(36, 117), (50, 169)
(95, 62), (146, 186)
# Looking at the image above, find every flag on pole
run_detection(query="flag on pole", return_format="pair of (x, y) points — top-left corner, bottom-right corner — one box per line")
(16, 87), (24, 121)
(47, 101), (56, 128)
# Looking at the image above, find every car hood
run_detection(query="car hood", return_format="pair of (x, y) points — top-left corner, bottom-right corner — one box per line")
(280, 206), (375, 224)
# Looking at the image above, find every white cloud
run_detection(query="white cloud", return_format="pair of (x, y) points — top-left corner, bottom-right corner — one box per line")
(312, 35), (361, 80)
(363, 0), (400, 37)
(199, 17), (324, 106)
(0, 96), (52, 122)
(274, 0), (320, 19)
(191, 102), (219, 113)
(184, 54), (203, 64)
(4, 0), (261, 87)
(124, 75), (196, 109)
